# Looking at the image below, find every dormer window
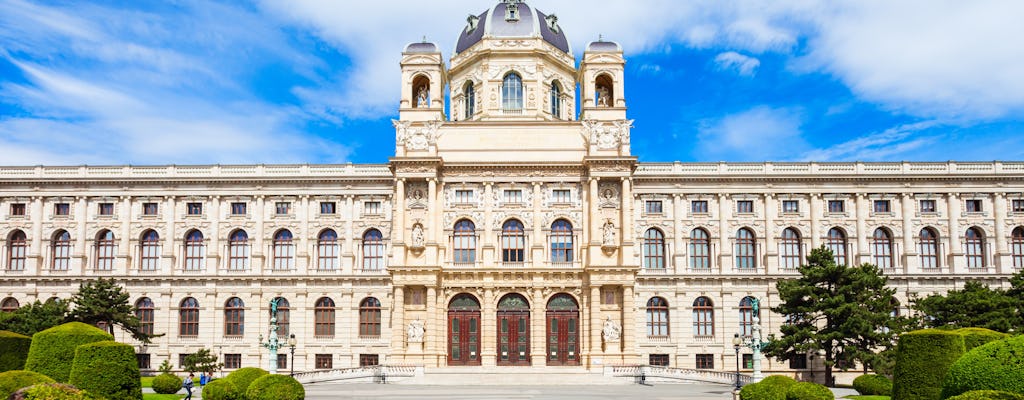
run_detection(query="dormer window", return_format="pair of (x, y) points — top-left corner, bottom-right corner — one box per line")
(465, 14), (479, 33)
(546, 14), (560, 33)
(504, 0), (520, 21)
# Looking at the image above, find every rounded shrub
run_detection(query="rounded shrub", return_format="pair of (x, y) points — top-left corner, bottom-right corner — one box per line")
(68, 341), (142, 400)
(953, 327), (1009, 351)
(225, 367), (268, 394)
(7, 383), (100, 400)
(739, 376), (798, 400)
(852, 374), (892, 396)
(893, 328), (966, 400)
(0, 331), (32, 372)
(941, 335), (1024, 399)
(0, 370), (55, 399)
(23, 322), (112, 382)
(152, 373), (183, 394)
(202, 378), (241, 400)
(785, 382), (833, 400)
(946, 390), (1024, 400)
(245, 374), (305, 400)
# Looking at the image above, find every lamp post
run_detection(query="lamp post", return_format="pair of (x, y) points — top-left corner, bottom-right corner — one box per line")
(732, 333), (743, 390)
(288, 334), (297, 376)
(258, 298), (283, 374)
(742, 298), (770, 382)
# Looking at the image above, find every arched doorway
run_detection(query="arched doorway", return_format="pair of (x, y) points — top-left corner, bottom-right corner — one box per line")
(497, 293), (530, 366)
(447, 294), (481, 366)
(546, 293), (580, 366)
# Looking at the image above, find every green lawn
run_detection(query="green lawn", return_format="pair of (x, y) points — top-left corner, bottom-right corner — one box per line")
(844, 396), (890, 400)
(140, 376), (154, 388)
(143, 394), (183, 400)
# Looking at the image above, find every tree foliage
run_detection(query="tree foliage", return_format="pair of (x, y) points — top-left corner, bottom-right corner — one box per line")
(182, 348), (222, 374)
(767, 246), (900, 385)
(912, 281), (1023, 333)
(0, 299), (69, 336)
(65, 278), (160, 343)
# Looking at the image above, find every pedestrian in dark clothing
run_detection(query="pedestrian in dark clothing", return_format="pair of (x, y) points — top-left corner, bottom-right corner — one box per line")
(183, 372), (194, 400)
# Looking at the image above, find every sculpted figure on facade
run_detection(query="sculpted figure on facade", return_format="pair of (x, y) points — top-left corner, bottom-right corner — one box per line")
(411, 224), (425, 248)
(407, 319), (425, 343)
(582, 119), (633, 150)
(602, 316), (621, 342)
(597, 85), (610, 107)
(603, 220), (616, 246)
(393, 119), (443, 151)
(417, 86), (429, 108)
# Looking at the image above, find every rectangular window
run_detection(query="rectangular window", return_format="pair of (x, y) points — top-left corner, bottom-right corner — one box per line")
(136, 353), (151, 370)
(143, 202), (159, 215)
(179, 354), (190, 369)
(315, 354), (333, 369)
(552, 189), (571, 203)
(320, 202), (336, 214)
(789, 354), (808, 369)
(602, 288), (617, 305)
(277, 354), (287, 370)
(743, 354), (754, 369)
(691, 200), (709, 214)
(364, 201), (381, 215)
(1013, 199), (1024, 213)
(965, 199), (983, 213)
(186, 202), (202, 215)
(828, 200), (845, 213)
(920, 199), (937, 213)
(359, 354), (379, 367)
(782, 200), (799, 213)
(873, 200), (891, 213)
(405, 287), (425, 305)
(98, 202), (114, 216)
(10, 203), (26, 216)
(54, 203), (70, 216)
(736, 200), (754, 214)
(230, 202), (247, 215)
(224, 354), (242, 369)
(695, 354), (714, 369)
(649, 354), (669, 367)
(454, 190), (474, 203)
(275, 202), (291, 215)
(503, 189), (523, 204)
(645, 200), (663, 214)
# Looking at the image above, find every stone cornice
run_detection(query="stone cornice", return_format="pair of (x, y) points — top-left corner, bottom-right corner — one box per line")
(0, 164), (392, 186)
(634, 161), (1024, 181)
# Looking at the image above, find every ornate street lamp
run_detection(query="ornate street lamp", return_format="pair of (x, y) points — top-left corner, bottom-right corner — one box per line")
(288, 334), (297, 376)
(742, 298), (771, 382)
(732, 333), (743, 390)
(258, 298), (283, 374)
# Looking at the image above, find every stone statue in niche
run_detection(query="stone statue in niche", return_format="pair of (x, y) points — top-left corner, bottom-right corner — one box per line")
(407, 320), (425, 343)
(602, 316), (621, 342)
(411, 224), (425, 248)
(602, 221), (616, 245)
(597, 85), (610, 107)
(417, 86), (429, 108)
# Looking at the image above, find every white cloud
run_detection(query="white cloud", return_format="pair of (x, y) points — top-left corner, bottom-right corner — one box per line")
(695, 106), (807, 161)
(799, 122), (939, 161)
(714, 52), (761, 76)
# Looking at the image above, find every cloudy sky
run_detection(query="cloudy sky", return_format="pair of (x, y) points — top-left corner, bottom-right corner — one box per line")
(1, 0), (1022, 165)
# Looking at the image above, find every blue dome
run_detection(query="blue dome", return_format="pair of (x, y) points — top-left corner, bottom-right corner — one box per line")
(455, 1), (571, 55)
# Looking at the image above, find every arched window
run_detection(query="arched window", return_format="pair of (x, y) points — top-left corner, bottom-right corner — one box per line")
(359, 297), (381, 337)
(453, 220), (476, 264)
(224, 297), (244, 336)
(140, 230), (160, 271)
(94, 230), (116, 270)
(51, 230), (71, 270)
(1, 297), (19, 313)
(779, 228), (802, 269)
(735, 229), (756, 269)
(643, 228), (666, 269)
(274, 297), (290, 337)
(228, 230), (249, 270)
(1013, 227), (1024, 268)
(872, 228), (893, 269)
(179, 297), (199, 337)
(693, 297), (714, 337)
(550, 81), (561, 119)
(272, 230), (294, 270)
(739, 297), (759, 337)
(501, 220), (525, 263)
(502, 72), (523, 112)
(362, 229), (385, 271)
(965, 227), (985, 268)
(595, 74), (614, 107)
(646, 297), (669, 337)
(7, 230), (27, 271)
(314, 297), (335, 337)
(464, 82), (475, 119)
(827, 228), (847, 266)
(135, 297), (154, 335)
(550, 219), (573, 263)
(184, 230), (205, 271)
(919, 228), (939, 269)
(317, 229), (338, 270)
(689, 228), (711, 270)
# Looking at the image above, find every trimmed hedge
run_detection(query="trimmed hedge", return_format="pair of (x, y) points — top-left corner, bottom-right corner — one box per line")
(0, 331), (32, 372)
(853, 374), (892, 396)
(941, 335), (1024, 399)
(0, 370), (55, 399)
(245, 374), (305, 400)
(946, 390), (1024, 400)
(7, 383), (99, 400)
(68, 341), (142, 400)
(23, 322), (112, 383)
(785, 382), (834, 400)
(953, 327), (1009, 351)
(225, 367), (268, 394)
(203, 378), (241, 400)
(740, 375), (798, 400)
(892, 328), (966, 400)
(152, 373), (183, 394)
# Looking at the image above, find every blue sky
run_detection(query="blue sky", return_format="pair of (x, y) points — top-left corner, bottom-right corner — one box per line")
(1, 0), (1022, 165)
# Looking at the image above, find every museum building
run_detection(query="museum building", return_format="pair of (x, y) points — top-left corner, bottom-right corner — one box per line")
(1, 0), (1023, 379)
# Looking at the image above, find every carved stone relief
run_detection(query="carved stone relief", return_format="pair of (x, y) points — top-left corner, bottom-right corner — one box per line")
(393, 119), (444, 151)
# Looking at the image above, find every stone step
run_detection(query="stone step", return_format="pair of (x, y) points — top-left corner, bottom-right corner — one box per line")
(398, 366), (630, 385)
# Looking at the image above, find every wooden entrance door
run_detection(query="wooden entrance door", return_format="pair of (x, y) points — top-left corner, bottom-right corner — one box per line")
(497, 311), (530, 365)
(546, 293), (580, 366)
(448, 311), (480, 366)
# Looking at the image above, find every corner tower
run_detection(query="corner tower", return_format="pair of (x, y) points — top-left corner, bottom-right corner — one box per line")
(399, 41), (446, 122)
(579, 40), (626, 121)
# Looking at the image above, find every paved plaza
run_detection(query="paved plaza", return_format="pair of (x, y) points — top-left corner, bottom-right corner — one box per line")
(304, 383), (739, 400)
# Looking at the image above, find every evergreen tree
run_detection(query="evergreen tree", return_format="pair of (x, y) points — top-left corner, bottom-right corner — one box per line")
(768, 246), (898, 385)
(182, 349), (222, 374)
(0, 298), (69, 336)
(66, 277), (161, 342)
(912, 280), (1022, 333)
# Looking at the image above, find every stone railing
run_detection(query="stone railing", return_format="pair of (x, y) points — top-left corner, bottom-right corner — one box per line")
(0, 164), (392, 180)
(605, 364), (753, 386)
(293, 364), (422, 384)
(634, 161), (1024, 177)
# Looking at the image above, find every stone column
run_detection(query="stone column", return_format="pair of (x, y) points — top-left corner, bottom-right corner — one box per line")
(483, 182), (494, 267)
(533, 182), (543, 265)
(673, 194), (684, 273)
(254, 195), (265, 273)
(428, 178), (437, 243)
(426, 286), (439, 361)
(763, 194), (775, 274)
(75, 196), (87, 274)
(120, 196), (132, 274)
(209, 196), (221, 273)
(344, 195), (354, 273)
(31, 196), (43, 270)
(855, 193), (869, 264)
(531, 287), (544, 366)
(809, 194), (821, 250)
(620, 178), (633, 265)
(395, 179), (406, 266)
(482, 288), (496, 366)
(589, 178), (599, 263)
(621, 286), (635, 360)
(392, 286), (406, 351)
(589, 286), (601, 360)
(947, 193), (961, 271)
(165, 196), (177, 273)
(994, 193), (1008, 272)
(299, 195), (310, 273)
(901, 193), (915, 273)
(719, 193), (730, 271)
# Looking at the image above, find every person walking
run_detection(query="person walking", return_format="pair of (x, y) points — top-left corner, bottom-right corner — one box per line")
(183, 372), (195, 400)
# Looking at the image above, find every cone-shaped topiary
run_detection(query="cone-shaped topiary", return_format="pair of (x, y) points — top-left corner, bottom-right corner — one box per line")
(245, 374), (305, 400)
(0, 370), (55, 399)
(151, 373), (182, 395)
(941, 335), (1024, 399)
(23, 322), (112, 382)
(893, 328), (966, 400)
(225, 367), (268, 394)
(202, 378), (241, 400)
(68, 341), (142, 400)
(0, 331), (32, 372)
(785, 382), (834, 400)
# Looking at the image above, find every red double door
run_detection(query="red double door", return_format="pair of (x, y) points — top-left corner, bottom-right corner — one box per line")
(497, 311), (530, 365)
(447, 310), (481, 366)
(546, 310), (580, 366)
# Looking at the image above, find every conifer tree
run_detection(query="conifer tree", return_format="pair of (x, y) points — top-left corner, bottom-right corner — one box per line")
(66, 278), (161, 342)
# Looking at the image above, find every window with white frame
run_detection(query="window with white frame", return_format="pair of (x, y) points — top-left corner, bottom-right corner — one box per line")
(364, 201), (381, 215)
(782, 200), (799, 213)
(454, 190), (474, 204)
(551, 189), (571, 203)
(645, 200), (663, 214)
(503, 189), (523, 204)
(317, 230), (338, 270)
